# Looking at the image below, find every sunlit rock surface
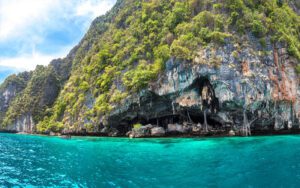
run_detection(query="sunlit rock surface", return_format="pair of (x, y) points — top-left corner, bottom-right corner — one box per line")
(108, 40), (299, 136)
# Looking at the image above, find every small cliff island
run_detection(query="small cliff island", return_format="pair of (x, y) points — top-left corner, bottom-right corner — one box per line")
(0, 0), (300, 138)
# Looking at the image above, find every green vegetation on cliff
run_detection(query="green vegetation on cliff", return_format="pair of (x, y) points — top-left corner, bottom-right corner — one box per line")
(0, 0), (299, 132)
(0, 72), (32, 125)
(2, 66), (60, 127)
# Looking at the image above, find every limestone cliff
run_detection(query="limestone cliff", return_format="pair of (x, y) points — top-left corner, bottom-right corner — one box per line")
(0, 72), (32, 131)
(108, 39), (300, 136)
(290, 0), (300, 15)
(0, 0), (299, 137)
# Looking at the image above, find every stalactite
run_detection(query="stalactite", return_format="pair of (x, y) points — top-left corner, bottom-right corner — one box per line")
(187, 110), (193, 123)
(204, 109), (208, 132)
(172, 101), (175, 115)
(138, 96), (141, 108)
(274, 101), (281, 130)
(290, 102), (294, 123)
(242, 109), (251, 136)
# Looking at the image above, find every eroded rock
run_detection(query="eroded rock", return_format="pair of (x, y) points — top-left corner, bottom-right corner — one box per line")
(151, 127), (165, 137)
(167, 124), (184, 133)
(129, 125), (153, 138)
(229, 130), (236, 136)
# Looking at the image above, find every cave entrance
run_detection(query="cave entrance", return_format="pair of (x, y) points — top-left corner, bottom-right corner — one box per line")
(188, 112), (222, 127)
(190, 76), (219, 113)
(147, 115), (181, 128)
(117, 77), (221, 130)
(182, 76), (220, 127)
(125, 114), (181, 129)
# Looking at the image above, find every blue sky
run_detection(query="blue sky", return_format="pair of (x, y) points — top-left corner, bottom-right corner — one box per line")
(0, 0), (116, 83)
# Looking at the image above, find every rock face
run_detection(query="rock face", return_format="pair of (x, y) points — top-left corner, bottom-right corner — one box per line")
(0, 72), (32, 128)
(6, 114), (34, 132)
(108, 41), (300, 136)
(0, 49), (74, 132)
(3, 65), (62, 132)
(290, 0), (300, 15)
(151, 127), (165, 137)
(128, 125), (153, 138)
(167, 124), (185, 134)
(166, 123), (193, 135)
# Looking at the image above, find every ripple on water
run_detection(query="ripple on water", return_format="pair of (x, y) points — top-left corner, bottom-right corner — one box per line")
(1, 134), (300, 187)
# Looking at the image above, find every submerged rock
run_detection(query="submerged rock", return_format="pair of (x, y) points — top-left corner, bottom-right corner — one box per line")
(49, 132), (61, 136)
(60, 135), (71, 139)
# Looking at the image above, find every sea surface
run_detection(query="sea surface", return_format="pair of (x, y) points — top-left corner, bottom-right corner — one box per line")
(0, 133), (300, 187)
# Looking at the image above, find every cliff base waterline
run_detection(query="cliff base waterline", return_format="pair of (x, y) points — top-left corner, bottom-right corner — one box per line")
(9, 126), (300, 139)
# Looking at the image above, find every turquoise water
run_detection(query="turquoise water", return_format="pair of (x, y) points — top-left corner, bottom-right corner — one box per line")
(1, 134), (300, 187)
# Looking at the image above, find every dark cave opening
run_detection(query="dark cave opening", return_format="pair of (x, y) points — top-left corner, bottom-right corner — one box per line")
(116, 76), (221, 132)
(189, 113), (222, 127)
(191, 76), (219, 113)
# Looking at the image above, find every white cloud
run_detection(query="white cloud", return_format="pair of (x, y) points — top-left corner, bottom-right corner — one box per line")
(0, 0), (116, 71)
(0, 0), (116, 41)
(0, 0), (58, 41)
(0, 49), (70, 70)
(76, 0), (115, 17)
